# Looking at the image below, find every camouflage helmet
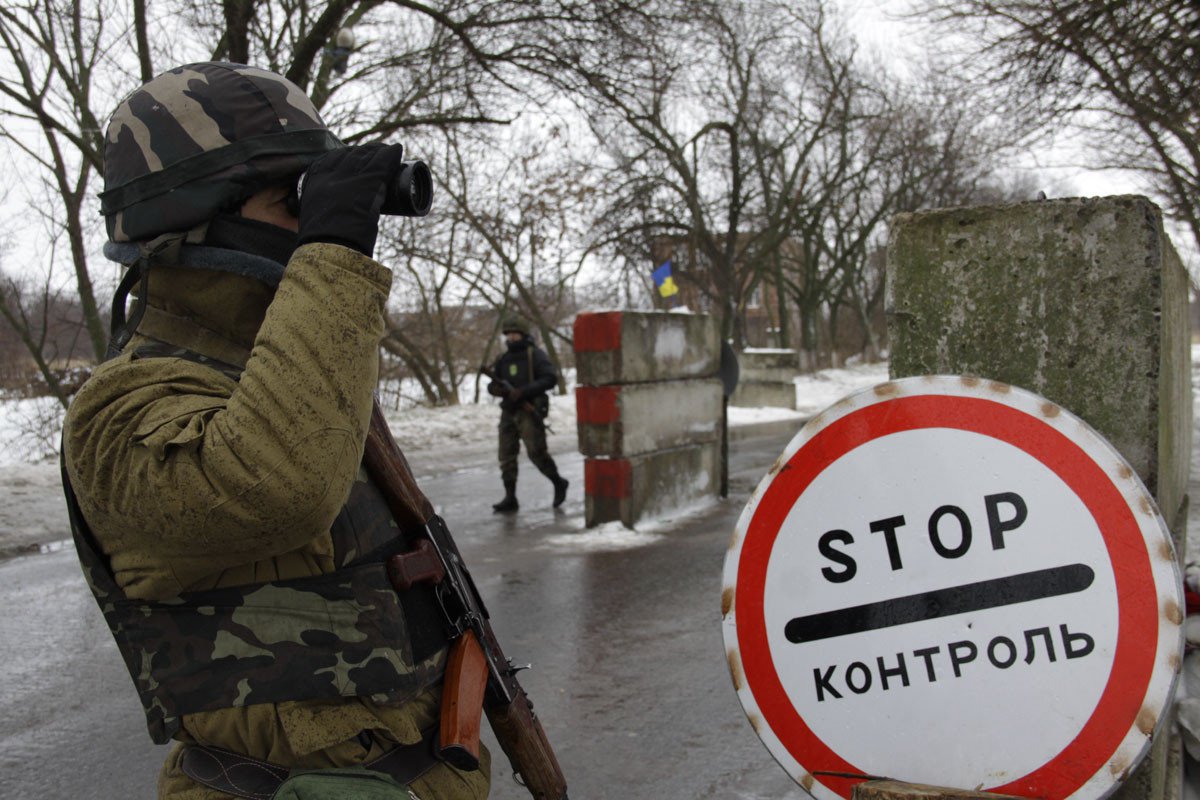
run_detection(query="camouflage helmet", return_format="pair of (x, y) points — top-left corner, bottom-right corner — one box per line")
(99, 62), (342, 243)
(501, 315), (531, 336)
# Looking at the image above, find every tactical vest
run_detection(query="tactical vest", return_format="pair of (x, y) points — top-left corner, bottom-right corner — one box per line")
(63, 344), (448, 744)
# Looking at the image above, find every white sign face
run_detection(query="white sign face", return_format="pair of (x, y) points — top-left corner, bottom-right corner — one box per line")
(722, 377), (1182, 800)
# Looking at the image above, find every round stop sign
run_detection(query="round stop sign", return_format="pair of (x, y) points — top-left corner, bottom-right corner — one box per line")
(722, 376), (1182, 800)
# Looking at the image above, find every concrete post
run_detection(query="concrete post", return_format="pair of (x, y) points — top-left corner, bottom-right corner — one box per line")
(574, 311), (723, 527)
(886, 195), (1192, 800)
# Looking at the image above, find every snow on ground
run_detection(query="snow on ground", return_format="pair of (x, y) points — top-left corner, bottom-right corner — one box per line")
(726, 361), (889, 427)
(3, 353), (1199, 577)
(373, 360), (892, 454)
(0, 362), (887, 557)
(0, 363), (890, 468)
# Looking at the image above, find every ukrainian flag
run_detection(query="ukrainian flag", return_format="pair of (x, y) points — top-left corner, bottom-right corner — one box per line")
(652, 260), (679, 298)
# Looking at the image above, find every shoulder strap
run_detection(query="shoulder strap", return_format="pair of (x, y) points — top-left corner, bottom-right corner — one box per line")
(130, 338), (244, 382)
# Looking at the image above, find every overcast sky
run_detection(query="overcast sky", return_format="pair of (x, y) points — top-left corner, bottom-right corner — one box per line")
(844, 0), (1146, 197)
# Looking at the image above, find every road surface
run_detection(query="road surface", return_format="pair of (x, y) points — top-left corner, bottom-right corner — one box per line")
(0, 421), (809, 800)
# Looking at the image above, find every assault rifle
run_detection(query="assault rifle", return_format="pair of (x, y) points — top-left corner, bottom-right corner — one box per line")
(480, 364), (552, 431)
(363, 399), (568, 800)
(479, 364), (537, 415)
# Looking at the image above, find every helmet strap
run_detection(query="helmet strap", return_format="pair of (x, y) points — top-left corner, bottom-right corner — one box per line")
(105, 233), (186, 360)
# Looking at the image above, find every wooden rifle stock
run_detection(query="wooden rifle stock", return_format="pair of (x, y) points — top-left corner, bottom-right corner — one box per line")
(363, 399), (569, 800)
(439, 630), (489, 770)
(486, 700), (565, 796)
(362, 401), (433, 528)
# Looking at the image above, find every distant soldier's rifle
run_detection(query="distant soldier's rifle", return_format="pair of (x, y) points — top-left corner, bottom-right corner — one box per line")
(479, 364), (539, 417)
(480, 364), (553, 433)
(363, 399), (568, 800)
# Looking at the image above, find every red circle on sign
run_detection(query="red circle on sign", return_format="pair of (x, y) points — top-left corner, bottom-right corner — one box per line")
(735, 393), (1157, 800)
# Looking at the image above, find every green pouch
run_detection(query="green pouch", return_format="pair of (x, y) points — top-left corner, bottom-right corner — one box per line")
(272, 767), (419, 800)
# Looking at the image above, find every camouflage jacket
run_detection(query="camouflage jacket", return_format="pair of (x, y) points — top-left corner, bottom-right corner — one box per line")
(62, 244), (482, 798)
(64, 443), (446, 745)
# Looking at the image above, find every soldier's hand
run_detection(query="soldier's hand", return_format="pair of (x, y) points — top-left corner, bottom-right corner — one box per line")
(295, 143), (406, 258)
(506, 388), (523, 402)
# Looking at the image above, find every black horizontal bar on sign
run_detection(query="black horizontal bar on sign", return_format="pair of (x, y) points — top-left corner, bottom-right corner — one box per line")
(784, 563), (1095, 644)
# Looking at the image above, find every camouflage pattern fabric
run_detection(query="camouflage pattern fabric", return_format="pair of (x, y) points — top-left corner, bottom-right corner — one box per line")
(64, 460), (446, 745)
(498, 407), (558, 486)
(64, 341), (447, 746)
(63, 241), (490, 797)
(100, 62), (342, 243)
(490, 338), (560, 485)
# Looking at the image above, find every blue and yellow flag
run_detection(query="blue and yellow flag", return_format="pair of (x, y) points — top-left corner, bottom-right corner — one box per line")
(651, 259), (679, 299)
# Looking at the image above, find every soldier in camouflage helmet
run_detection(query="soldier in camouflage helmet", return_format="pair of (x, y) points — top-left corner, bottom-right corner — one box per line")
(61, 63), (489, 799)
(485, 316), (569, 513)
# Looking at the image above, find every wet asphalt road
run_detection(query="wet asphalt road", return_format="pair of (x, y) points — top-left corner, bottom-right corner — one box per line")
(0, 424), (808, 800)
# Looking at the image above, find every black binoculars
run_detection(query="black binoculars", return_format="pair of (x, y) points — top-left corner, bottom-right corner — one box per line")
(286, 158), (433, 218)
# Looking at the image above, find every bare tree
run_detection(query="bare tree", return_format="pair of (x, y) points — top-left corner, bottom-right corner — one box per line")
(913, 0), (1200, 256)
(816, 67), (1033, 364)
(554, 0), (899, 360)
(376, 222), (479, 407)
(431, 124), (591, 384)
(0, 267), (81, 407)
(0, 0), (124, 363)
(0, 0), (608, 401)
(549, 0), (830, 347)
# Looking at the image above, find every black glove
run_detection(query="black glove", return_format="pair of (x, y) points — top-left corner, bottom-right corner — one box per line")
(295, 143), (406, 258)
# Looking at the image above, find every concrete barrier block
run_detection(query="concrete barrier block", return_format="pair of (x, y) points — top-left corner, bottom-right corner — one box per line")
(887, 195), (1193, 800)
(732, 349), (798, 408)
(730, 380), (796, 410)
(574, 311), (720, 385)
(576, 379), (724, 458)
(886, 195), (1191, 527)
(739, 348), (799, 371)
(737, 366), (797, 384)
(585, 442), (720, 527)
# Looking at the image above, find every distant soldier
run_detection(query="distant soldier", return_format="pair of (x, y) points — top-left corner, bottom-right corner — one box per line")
(486, 317), (569, 513)
(61, 63), (489, 799)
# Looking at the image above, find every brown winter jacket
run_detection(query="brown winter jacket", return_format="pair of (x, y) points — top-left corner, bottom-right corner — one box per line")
(63, 243), (488, 799)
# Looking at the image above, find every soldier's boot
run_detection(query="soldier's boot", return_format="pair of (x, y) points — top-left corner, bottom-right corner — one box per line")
(551, 475), (569, 508)
(492, 481), (519, 513)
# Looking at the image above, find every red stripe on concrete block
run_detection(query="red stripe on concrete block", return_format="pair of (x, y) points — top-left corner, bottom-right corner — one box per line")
(573, 311), (624, 352)
(585, 458), (632, 498)
(575, 386), (621, 424)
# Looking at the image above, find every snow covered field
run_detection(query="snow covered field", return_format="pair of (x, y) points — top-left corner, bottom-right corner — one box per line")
(0, 362), (889, 556)
(3, 355), (1196, 569)
(0, 362), (889, 468)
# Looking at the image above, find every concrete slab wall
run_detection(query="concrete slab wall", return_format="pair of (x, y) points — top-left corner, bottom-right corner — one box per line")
(575, 311), (723, 527)
(887, 195), (1191, 535)
(731, 348), (799, 409)
(730, 381), (796, 410)
(576, 378), (724, 458)
(575, 311), (721, 385)
(584, 442), (720, 528)
(740, 349), (800, 371)
(886, 194), (1192, 800)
